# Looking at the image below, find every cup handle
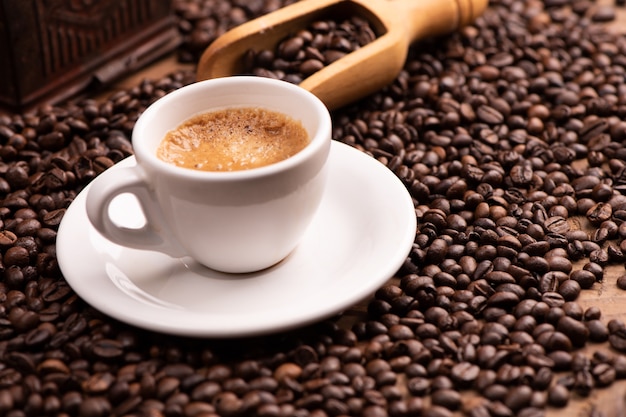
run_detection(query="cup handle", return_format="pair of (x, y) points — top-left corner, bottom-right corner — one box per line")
(85, 163), (186, 258)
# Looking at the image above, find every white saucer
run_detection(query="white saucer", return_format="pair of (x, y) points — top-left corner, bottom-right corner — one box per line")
(57, 141), (416, 338)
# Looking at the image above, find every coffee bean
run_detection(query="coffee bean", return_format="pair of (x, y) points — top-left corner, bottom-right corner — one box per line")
(547, 384), (569, 408)
(556, 316), (589, 347)
(609, 332), (626, 352)
(569, 270), (597, 289)
(558, 280), (581, 301)
(617, 275), (626, 290)
(431, 388), (461, 410)
(476, 105), (504, 125)
(587, 320), (609, 342)
(586, 202), (612, 224)
(592, 363), (616, 387)
(504, 385), (533, 412)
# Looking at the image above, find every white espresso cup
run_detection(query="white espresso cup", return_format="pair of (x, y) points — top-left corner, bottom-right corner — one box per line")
(85, 76), (331, 273)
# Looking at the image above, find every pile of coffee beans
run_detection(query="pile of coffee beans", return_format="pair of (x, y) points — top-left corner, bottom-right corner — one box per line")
(1, 0), (626, 416)
(241, 16), (377, 84)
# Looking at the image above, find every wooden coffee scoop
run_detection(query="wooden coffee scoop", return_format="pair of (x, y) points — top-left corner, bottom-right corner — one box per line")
(197, 0), (488, 110)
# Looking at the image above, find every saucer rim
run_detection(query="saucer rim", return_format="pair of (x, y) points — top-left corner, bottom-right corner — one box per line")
(57, 141), (417, 337)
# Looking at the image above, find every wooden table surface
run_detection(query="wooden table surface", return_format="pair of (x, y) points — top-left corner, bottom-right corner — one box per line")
(67, 2), (626, 416)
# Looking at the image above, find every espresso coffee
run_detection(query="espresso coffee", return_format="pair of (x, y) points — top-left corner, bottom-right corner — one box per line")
(157, 107), (309, 171)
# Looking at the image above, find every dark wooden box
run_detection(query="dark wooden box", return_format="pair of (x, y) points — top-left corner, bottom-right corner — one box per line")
(0, 0), (180, 112)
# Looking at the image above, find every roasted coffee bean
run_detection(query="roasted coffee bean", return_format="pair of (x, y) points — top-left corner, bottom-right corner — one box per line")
(592, 363), (616, 387)
(609, 333), (626, 352)
(544, 216), (569, 234)
(556, 316), (589, 348)
(431, 388), (461, 410)
(407, 377), (430, 396)
(569, 270), (597, 289)
(547, 384), (570, 408)
(476, 105), (504, 125)
(587, 320), (609, 342)
(586, 203), (612, 224)
(617, 275), (626, 290)
(450, 361), (480, 387)
(541, 292), (565, 308)
(504, 385), (533, 412)
(558, 280), (581, 301)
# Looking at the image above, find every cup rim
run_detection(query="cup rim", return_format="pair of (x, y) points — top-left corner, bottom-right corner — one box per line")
(131, 76), (331, 180)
